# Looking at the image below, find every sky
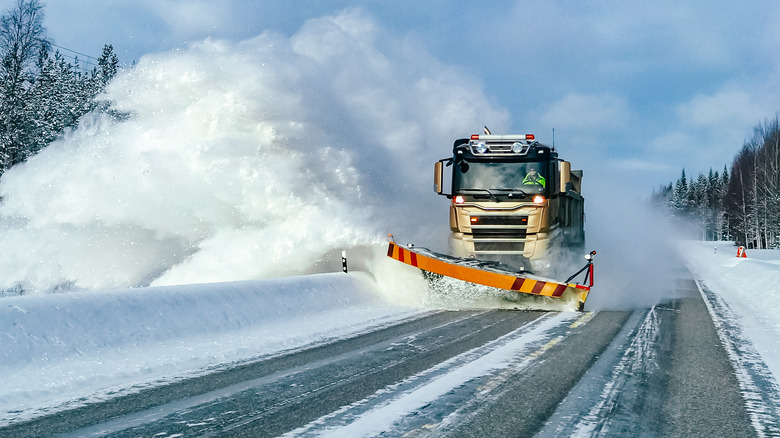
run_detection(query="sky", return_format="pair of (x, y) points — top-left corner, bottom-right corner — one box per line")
(21, 0), (778, 189)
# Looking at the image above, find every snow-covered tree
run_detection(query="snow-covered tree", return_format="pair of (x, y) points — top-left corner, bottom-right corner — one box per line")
(656, 116), (780, 249)
(0, 1), (119, 174)
(0, 0), (48, 168)
(670, 169), (689, 213)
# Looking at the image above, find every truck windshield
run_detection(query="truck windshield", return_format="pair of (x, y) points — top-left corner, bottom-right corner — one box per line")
(454, 160), (548, 194)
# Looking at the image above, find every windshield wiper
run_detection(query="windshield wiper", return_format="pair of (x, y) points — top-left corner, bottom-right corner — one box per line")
(459, 188), (500, 202)
(458, 188), (532, 202)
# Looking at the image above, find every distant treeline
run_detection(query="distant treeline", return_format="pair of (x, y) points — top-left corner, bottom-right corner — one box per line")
(0, 0), (118, 174)
(653, 117), (780, 249)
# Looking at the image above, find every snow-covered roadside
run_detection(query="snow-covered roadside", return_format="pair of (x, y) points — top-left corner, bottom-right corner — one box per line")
(0, 272), (422, 426)
(676, 241), (780, 382)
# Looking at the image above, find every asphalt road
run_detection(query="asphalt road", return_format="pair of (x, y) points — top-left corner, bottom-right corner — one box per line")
(1, 278), (772, 437)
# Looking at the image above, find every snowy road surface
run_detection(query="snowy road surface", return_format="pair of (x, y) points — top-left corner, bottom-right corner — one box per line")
(2, 241), (780, 436)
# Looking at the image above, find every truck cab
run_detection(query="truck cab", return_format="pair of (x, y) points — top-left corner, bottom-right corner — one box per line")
(434, 133), (584, 274)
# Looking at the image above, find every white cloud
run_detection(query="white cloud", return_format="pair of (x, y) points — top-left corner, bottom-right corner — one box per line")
(541, 92), (630, 131)
(676, 89), (766, 129)
(666, 89), (771, 175)
(503, 0), (773, 72)
(145, 0), (231, 38)
(614, 158), (675, 173)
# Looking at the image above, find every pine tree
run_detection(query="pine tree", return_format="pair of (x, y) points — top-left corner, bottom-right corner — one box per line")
(0, 1), (120, 174)
(0, 0), (48, 169)
(96, 44), (118, 87)
(670, 169), (689, 214)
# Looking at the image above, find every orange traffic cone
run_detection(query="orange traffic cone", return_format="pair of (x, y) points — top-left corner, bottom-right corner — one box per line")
(737, 246), (747, 258)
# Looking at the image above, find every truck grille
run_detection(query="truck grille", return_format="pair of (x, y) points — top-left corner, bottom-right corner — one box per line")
(474, 241), (525, 252)
(470, 216), (528, 226)
(469, 215), (528, 253)
(473, 229), (528, 237)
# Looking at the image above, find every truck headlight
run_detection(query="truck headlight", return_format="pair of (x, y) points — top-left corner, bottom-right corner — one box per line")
(475, 142), (487, 154)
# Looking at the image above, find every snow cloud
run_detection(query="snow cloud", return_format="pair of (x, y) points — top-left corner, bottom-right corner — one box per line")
(0, 8), (507, 292)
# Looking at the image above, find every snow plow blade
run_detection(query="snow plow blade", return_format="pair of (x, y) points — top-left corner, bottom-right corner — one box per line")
(387, 240), (593, 311)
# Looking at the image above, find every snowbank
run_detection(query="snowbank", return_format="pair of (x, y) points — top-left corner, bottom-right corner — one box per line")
(677, 241), (780, 380)
(0, 272), (420, 425)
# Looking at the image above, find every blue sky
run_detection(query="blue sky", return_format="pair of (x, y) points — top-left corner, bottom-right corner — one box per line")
(7, 0), (780, 192)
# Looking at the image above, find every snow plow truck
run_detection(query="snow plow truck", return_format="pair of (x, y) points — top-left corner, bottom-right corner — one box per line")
(387, 130), (594, 310)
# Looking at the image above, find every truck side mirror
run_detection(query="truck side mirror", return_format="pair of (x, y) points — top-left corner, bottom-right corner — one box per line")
(434, 160), (444, 194)
(559, 161), (571, 194)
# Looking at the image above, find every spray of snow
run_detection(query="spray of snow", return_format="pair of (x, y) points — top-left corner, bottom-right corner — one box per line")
(0, 8), (507, 294)
(582, 177), (683, 310)
(0, 6), (681, 312)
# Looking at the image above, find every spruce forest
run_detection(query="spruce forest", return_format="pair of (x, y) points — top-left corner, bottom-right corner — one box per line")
(653, 117), (780, 249)
(0, 0), (118, 174)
